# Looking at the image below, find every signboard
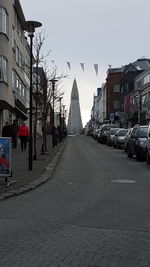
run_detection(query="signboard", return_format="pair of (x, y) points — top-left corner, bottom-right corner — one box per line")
(0, 138), (11, 176)
(109, 113), (114, 122)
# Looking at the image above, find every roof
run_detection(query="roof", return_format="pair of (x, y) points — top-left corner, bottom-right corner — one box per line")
(14, 0), (26, 26)
(131, 58), (150, 71)
(71, 79), (79, 100)
(108, 66), (125, 74)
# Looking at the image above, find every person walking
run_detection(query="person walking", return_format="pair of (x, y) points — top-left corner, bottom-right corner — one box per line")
(18, 122), (29, 152)
(2, 122), (11, 137)
(11, 120), (19, 148)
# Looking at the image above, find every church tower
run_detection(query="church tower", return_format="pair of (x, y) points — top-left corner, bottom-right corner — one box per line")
(68, 79), (83, 134)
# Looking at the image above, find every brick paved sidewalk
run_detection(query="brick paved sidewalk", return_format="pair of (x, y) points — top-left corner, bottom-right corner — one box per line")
(0, 135), (67, 195)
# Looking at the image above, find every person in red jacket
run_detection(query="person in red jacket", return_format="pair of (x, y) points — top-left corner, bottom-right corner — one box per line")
(18, 122), (29, 152)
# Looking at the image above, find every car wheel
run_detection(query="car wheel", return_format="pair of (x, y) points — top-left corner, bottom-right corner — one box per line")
(113, 143), (116, 148)
(146, 151), (150, 165)
(135, 149), (141, 161)
(127, 146), (133, 158)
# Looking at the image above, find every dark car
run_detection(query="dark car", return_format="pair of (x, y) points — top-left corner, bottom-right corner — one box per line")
(113, 129), (128, 149)
(124, 128), (133, 152)
(98, 124), (119, 144)
(146, 123), (150, 164)
(127, 125), (148, 161)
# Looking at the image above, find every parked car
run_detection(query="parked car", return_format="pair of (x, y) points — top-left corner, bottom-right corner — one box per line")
(98, 124), (119, 144)
(127, 125), (148, 161)
(146, 123), (150, 164)
(107, 128), (120, 146)
(113, 129), (128, 149)
(94, 128), (102, 140)
(124, 128), (133, 152)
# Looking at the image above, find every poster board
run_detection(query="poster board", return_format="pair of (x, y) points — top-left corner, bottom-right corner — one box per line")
(0, 137), (11, 177)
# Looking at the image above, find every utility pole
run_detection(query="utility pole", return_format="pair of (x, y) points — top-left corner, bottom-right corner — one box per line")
(50, 78), (58, 148)
(23, 20), (42, 170)
(59, 97), (62, 141)
(138, 89), (142, 125)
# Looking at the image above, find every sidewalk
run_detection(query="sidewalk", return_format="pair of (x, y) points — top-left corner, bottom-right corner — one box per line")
(0, 135), (68, 199)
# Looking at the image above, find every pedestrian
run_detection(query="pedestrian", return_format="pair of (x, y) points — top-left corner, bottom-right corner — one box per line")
(11, 120), (19, 148)
(2, 121), (11, 137)
(18, 122), (29, 152)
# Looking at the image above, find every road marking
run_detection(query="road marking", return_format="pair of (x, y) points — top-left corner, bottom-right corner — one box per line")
(110, 179), (136, 184)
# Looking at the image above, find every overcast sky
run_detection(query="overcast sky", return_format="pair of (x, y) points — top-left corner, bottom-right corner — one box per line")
(21, 0), (150, 126)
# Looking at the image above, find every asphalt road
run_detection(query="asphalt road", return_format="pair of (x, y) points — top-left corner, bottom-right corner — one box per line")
(1, 136), (150, 267)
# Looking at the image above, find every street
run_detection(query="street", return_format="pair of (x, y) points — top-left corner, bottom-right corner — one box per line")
(0, 135), (150, 266)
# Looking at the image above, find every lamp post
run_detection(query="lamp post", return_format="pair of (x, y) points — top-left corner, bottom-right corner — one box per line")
(138, 89), (142, 125)
(23, 20), (42, 170)
(59, 97), (62, 141)
(62, 105), (66, 139)
(50, 78), (58, 148)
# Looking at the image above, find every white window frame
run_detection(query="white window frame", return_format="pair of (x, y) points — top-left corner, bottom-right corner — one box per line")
(0, 7), (8, 35)
(113, 101), (120, 109)
(0, 56), (8, 82)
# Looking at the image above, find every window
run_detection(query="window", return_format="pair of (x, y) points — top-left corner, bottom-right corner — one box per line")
(137, 79), (142, 89)
(143, 74), (150, 85)
(12, 70), (16, 89)
(16, 45), (19, 64)
(19, 52), (22, 67)
(113, 84), (120, 92)
(0, 56), (8, 82)
(113, 101), (120, 108)
(0, 7), (8, 35)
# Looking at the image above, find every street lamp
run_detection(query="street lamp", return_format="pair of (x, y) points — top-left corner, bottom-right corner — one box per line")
(50, 78), (58, 148)
(58, 97), (62, 141)
(138, 89), (142, 125)
(23, 20), (42, 170)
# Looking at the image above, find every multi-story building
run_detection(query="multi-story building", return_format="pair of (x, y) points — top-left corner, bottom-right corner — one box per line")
(105, 66), (124, 124)
(0, 0), (30, 134)
(97, 83), (106, 124)
(133, 68), (150, 125)
(120, 58), (150, 127)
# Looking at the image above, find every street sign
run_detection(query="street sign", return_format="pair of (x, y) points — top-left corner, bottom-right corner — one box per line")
(109, 113), (114, 122)
(0, 137), (11, 176)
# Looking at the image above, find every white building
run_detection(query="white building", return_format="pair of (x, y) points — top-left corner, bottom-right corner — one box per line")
(68, 79), (83, 134)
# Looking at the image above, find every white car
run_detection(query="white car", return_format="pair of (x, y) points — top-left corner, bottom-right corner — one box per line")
(146, 123), (150, 164)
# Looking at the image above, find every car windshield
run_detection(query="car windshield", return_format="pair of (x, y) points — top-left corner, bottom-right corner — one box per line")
(103, 126), (110, 131)
(110, 128), (119, 135)
(139, 127), (148, 138)
(103, 125), (118, 131)
(118, 129), (128, 136)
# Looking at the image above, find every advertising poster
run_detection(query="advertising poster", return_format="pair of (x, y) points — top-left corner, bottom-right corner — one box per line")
(0, 138), (11, 176)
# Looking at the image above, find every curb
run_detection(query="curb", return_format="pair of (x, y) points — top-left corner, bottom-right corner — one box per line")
(0, 138), (68, 201)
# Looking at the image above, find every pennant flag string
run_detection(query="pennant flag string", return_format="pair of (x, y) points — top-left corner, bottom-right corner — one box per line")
(94, 64), (98, 76)
(80, 63), (84, 73)
(66, 62), (71, 70)
(51, 60), (99, 76)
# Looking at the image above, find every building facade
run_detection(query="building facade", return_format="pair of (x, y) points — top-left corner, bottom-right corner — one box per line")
(105, 66), (124, 124)
(0, 0), (30, 134)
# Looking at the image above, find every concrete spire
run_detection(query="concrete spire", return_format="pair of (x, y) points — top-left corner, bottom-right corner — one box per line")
(68, 79), (83, 135)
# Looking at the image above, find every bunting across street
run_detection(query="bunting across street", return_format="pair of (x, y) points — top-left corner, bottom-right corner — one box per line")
(51, 60), (99, 76)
